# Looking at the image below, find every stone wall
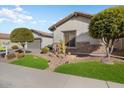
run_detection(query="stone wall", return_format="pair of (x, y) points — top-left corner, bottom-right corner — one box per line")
(66, 42), (106, 54)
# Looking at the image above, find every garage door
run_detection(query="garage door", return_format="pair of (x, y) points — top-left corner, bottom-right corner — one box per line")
(27, 39), (41, 49)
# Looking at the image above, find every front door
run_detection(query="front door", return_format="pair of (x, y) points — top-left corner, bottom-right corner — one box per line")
(64, 31), (76, 48)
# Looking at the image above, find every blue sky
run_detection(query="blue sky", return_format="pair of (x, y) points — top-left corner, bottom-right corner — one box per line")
(0, 5), (114, 34)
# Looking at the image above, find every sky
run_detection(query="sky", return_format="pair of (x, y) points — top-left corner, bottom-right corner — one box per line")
(0, 5), (114, 34)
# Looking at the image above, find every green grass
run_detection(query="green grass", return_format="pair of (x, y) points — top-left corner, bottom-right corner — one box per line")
(10, 55), (48, 69)
(55, 60), (124, 84)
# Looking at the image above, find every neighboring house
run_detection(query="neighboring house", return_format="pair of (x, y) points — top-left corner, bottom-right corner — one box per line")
(0, 33), (12, 48)
(0, 30), (53, 50)
(28, 29), (53, 49)
(49, 12), (124, 54)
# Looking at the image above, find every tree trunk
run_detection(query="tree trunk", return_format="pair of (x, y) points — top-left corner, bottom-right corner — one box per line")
(101, 38), (115, 64)
(21, 42), (25, 54)
(103, 45), (113, 64)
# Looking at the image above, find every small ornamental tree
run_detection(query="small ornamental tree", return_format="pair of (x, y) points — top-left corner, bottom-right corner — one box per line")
(89, 6), (124, 62)
(10, 28), (34, 53)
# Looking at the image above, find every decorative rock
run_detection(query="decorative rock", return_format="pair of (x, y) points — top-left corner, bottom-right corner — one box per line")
(48, 53), (53, 57)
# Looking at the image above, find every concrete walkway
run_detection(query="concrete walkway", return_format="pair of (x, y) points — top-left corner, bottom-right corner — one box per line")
(0, 63), (124, 88)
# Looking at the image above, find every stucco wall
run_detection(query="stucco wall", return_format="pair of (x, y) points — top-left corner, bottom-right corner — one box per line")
(53, 16), (101, 45)
(32, 32), (53, 48)
(41, 37), (53, 48)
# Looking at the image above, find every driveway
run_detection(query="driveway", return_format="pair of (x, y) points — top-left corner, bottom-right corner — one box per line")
(0, 63), (124, 88)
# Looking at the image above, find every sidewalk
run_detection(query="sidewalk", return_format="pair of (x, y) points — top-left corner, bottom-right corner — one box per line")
(0, 62), (124, 88)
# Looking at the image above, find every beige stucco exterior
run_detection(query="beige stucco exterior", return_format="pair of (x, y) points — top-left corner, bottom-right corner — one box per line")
(53, 16), (101, 46)
(41, 37), (53, 48)
(27, 32), (53, 49)
(52, 14), (124, 54)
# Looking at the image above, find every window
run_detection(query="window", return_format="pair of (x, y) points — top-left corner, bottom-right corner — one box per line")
(64, 31), (76, 47)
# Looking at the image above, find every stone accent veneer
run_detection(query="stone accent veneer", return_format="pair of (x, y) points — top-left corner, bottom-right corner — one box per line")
(67, 42), (106, 54)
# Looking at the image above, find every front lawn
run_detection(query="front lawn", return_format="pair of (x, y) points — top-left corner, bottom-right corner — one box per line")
(55, 61), (124, 84)
(10, 55), (48, 69)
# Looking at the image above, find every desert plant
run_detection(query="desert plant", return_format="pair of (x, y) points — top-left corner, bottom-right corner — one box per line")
(59, 40), (66, 54)
(89, 6), (124, 63)
(42, 46), (49, 54)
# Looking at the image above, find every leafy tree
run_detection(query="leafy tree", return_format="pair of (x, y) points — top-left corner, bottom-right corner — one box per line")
(89, 6), (124, 62)
(10, 28), (34, 53)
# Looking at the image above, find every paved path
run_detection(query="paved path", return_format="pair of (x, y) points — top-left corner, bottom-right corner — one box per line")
(0, 63), (124, 88)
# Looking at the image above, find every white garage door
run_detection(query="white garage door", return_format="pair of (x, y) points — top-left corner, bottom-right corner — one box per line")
(28, 39), (41, 49)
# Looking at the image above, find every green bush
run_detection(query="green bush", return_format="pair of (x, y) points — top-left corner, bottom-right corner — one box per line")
(89, 6), (124, 60)
(11, 45), (19, 50)
(41, 47), (49, 54)
(0, 46), (6, 51)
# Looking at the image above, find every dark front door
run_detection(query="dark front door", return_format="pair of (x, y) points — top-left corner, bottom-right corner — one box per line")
(64, 31), (76, 47)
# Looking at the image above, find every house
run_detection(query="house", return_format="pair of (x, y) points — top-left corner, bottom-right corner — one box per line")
(0, 30), (53, 50)
(49, 12), (124, 54)
(28, 29), (53, 49)
(0, 33), (13, 48)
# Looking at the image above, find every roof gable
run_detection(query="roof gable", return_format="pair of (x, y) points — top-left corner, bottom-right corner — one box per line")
(48, 12), (92, 31)
(31, 29), (53, 38)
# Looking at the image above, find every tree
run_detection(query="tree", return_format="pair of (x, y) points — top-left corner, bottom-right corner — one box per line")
(89, 6), (124, 62)
(10, 28), (34, 53)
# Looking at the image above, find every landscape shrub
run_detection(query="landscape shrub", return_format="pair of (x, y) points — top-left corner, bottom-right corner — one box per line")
(41, 46), (49, 54)
(11, 45), (19, 50)
(47, 44), (53, 51)
(0, 46), (6, 51)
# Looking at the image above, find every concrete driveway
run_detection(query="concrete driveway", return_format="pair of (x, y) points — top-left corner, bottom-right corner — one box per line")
(0, 63), (124, 88)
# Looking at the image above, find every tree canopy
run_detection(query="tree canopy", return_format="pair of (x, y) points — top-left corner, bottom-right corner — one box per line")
(89, 6), (124, 63)
(89, 6), (124, 40)
(10, 28), (34, 43)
